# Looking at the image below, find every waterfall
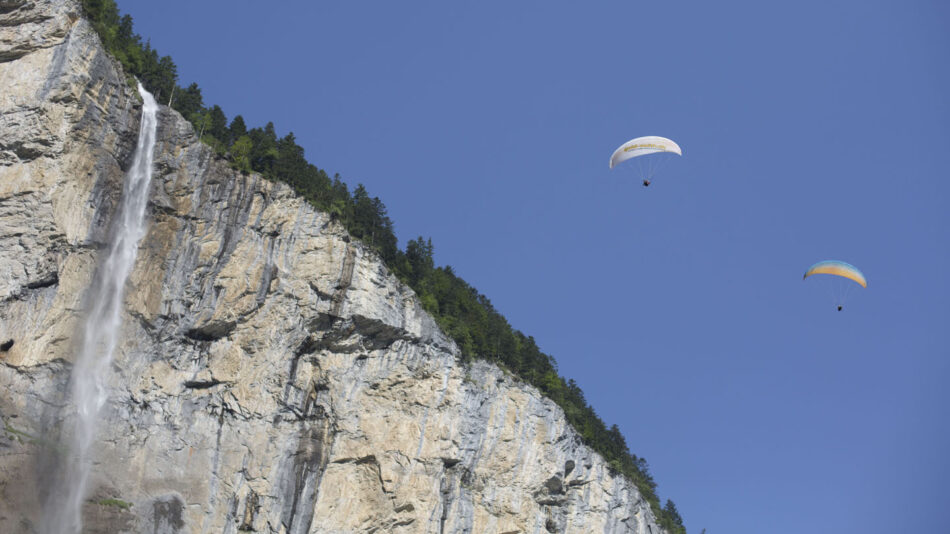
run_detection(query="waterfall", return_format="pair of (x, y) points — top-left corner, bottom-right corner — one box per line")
(43, 82), (158, 534)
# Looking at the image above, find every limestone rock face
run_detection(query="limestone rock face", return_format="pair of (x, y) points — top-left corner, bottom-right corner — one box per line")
(0, 1), (666, 533)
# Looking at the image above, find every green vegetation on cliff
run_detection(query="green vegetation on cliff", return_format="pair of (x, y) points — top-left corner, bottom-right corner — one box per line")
(80, 1), (685, 531)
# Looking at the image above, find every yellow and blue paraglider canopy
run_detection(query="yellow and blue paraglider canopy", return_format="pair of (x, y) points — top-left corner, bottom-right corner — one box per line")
(803, 260), (867, 288)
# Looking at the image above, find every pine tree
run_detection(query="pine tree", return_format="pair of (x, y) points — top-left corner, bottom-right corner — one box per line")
(406, 237), (434, 285)
(229, 115), (247, 141)
(207, 105), (229, 147)
(173, 83), (204, 120)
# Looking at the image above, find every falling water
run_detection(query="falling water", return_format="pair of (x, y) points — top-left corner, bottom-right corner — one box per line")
(43, 82), (158, 534)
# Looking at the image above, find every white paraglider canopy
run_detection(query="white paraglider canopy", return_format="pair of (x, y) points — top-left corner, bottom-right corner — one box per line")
(609, 136), (682, 169)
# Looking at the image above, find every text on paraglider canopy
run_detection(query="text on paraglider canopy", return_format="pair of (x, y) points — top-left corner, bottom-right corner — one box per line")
(624, 144), (670, 152)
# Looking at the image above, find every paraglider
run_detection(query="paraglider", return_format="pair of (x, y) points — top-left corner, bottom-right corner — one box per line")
(609, 136), (682, 187)
(803, 260), (867, 311)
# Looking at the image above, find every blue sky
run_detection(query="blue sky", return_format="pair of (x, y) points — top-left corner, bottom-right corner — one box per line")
(117, 1), (949, 532)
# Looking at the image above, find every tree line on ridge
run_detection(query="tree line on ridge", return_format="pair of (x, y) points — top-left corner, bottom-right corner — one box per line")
(79, 1), (686, 532)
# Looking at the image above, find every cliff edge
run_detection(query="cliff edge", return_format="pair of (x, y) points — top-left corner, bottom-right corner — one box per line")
(0, 1), (665, 532)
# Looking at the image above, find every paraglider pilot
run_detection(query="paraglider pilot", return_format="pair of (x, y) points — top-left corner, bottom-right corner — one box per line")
(642, 179), (651, 187)
(837, 305), (843, 312)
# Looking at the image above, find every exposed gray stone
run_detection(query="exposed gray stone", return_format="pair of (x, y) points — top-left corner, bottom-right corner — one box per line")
(0, 1), (669, 533)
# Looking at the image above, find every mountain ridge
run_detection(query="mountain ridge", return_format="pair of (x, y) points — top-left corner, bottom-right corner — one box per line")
(0, 1), (675, 532)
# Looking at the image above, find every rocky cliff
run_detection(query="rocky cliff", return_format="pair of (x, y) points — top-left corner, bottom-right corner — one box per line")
(0, 1), (666, 532)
